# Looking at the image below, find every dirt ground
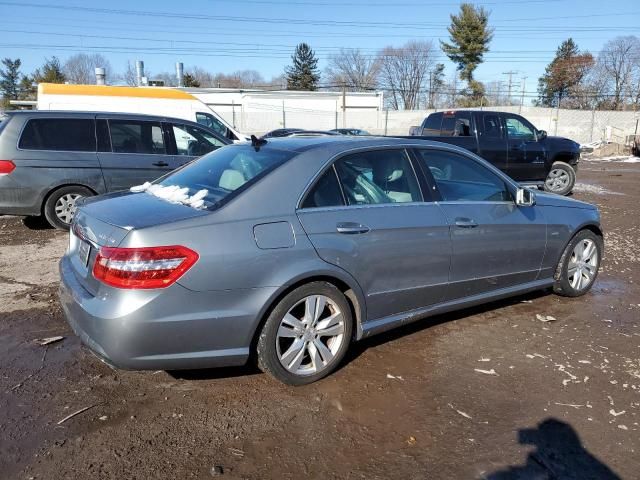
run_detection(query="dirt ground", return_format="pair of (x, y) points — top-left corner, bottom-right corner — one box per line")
(1, 159), (639, 480)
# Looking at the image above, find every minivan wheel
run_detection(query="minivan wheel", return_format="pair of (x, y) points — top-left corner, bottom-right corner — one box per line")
(554, 230), (602, 297)
(257, 282), (353, 385)
(544, 162), (576, 196)
(44, 186), (93, 230)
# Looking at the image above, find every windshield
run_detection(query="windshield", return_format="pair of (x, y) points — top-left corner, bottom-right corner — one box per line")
(158, 144), (296, 210)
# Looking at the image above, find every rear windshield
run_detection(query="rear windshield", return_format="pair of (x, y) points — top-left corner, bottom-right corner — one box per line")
(158, 144), (296, 210)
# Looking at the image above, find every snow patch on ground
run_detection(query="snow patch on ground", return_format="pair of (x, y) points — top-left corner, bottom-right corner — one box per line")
(573, 182), (623, 196)
(583, 155), (640, 163)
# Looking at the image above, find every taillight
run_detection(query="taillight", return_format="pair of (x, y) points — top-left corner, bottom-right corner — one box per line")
(92, 245), (198, 289)
(0, 160), (15, 176)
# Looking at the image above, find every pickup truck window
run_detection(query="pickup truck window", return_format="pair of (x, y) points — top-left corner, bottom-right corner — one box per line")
(422, 113), (442, 135)
(504, 115), (536, 141)
(417, 149), (511, 202)
(482, 114), (504, 139)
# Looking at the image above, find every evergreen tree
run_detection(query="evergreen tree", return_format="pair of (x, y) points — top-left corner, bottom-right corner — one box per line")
(440, 3), (493, 103)
(285, 43), (320, 91)
(536, 39), (593, 107)
(182, 73), (201, 88)
(0, 58), (22, 108)
(33, 57), (66, 84)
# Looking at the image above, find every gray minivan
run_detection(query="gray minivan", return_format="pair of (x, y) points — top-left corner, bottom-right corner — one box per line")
(0, 111), (230, 229)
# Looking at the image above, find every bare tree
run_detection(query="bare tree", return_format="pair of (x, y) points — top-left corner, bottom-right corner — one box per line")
(377, 41), (437, 110)
(122, 61), (139, 86)
(325, 49), (379, 91)
(597, 36), (640, 110)
(64, 54), (111, 84)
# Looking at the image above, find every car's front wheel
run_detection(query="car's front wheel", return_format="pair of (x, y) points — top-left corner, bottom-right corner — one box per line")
(544, 161), (576, 196)
(257, 282), (353, 385)
(554, 230), (602, 297)
(44, 186), (93, 230)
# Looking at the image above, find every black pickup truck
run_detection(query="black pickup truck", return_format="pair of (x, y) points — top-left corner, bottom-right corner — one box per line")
(408, 110), (580, 195)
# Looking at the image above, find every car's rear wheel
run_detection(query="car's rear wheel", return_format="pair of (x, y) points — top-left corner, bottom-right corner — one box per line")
(544, 161), (576, 196)
(44, 186), (93, 230)
(554, 230), (602, 297)
(257, 282), (353, 385)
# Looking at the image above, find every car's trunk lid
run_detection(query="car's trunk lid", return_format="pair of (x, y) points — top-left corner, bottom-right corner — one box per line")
(68, 192), (209, 295)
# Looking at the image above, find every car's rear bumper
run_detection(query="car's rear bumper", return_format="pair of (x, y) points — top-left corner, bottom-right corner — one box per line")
(58, 255), (277, 370)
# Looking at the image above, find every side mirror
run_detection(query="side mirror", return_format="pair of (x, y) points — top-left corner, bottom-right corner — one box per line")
(516, 188), (536, 207)
(537, 129), (547, 140)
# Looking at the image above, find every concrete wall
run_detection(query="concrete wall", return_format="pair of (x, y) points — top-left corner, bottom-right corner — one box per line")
(199, 95), (640, 143)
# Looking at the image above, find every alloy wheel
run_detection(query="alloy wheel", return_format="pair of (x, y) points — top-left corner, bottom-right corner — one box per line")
(545, 168), (570, 192)
(567, 238), (598, 291)
(276, 295), (346, 376)
(54, 193), (82, 225)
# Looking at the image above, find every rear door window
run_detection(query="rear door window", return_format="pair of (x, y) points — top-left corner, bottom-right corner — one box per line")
(19, 118), (96, 151)
(334, 149), (422, 205)
(301, 167), (345, 209)
(109, 120), (166, 154)
(482, 114), (504, 139)
(453, 111), (472, 137)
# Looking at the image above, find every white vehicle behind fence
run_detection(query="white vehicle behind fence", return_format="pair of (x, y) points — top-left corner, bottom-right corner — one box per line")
(36, 83), (248, 142)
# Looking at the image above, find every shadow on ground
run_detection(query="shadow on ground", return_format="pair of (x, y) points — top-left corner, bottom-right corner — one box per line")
(486, 418), (621, 480)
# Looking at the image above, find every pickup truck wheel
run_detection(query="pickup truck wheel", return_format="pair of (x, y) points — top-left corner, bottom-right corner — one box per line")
(544, 162), (575, 196)
(43, 186), (93, 230)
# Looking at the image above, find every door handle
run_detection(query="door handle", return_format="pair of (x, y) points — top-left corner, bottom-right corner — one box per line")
(153, 161), (169, 167)
(336, 222), (370, 234)
(455, 217), (478, 228)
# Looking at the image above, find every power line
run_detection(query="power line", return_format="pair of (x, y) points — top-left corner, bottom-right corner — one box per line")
(0, 2), (636, 32)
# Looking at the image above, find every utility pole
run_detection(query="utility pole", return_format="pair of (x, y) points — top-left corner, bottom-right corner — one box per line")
(428, 70), (433, 109)
(342, 83), (346, 128)
(502, 70), (518, 106)
(519, 76), (527, 114)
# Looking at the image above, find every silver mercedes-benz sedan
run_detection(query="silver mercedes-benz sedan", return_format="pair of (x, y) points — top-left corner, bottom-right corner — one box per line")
(59, 136), (603, 385)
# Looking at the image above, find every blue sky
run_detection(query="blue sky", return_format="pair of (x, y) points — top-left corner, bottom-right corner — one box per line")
(1, 0), (638, 97)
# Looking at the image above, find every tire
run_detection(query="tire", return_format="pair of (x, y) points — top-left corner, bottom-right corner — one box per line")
(544, 161), (576, 196)
(553, 230), (603, 297)
(43, 186), (93, 230)
(257, 281), (353, 386)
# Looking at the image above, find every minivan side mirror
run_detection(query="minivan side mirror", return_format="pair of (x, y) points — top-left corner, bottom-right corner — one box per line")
(537, 129), (547, 140)
(516, 188), (536, 207)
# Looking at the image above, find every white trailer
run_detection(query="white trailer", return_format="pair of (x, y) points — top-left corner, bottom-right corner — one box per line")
(36, 83), (248, 141)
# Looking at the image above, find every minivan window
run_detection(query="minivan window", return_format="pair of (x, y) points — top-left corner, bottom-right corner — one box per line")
(196, 112), (228, 138)
(301, 167), (345, 209)
(158, 145), (296, 210)
(334, 149), (421, 205)
(109, 120), (165, 154)
(172, 124), (226, 156)
(417, 150), (511, 202)
(19, 118), (96, 151)
(96, 119), (111, 152)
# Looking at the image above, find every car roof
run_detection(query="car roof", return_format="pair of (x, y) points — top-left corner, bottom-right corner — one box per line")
(254, 135), (464, 154)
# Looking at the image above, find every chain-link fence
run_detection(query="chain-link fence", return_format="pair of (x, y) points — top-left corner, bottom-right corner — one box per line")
(216, 103), (640, 144)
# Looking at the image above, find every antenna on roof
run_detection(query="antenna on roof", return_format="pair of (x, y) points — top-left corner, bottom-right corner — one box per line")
(251, 135), (267, 149)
